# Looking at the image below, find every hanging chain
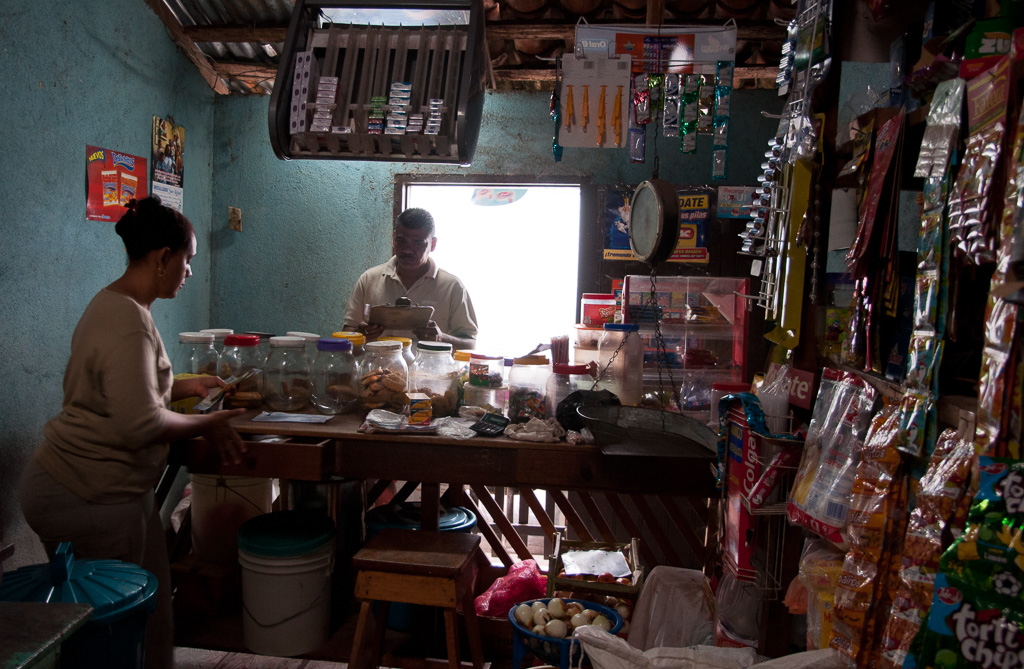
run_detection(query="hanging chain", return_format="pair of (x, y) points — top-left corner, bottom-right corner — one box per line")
(648, 269), (681, 419)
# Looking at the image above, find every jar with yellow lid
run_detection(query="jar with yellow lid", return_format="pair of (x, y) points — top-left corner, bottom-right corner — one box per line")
(507, 355), (551, 423)
(453, 350), (471, 406)
(332, 331), (366, 358)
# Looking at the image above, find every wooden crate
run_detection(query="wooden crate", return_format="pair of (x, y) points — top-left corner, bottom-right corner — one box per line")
(545, 535), (643, 603)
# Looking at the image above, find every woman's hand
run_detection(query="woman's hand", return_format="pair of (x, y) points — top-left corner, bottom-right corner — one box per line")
(172, 375), (225, 402)
(201, 408), (247, 466)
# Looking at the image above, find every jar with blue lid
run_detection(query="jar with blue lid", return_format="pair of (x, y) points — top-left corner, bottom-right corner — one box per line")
(311, 337), (357, 415)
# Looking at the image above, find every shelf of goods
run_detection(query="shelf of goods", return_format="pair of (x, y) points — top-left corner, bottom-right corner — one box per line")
(623, 276), (749, 422)
(269, 0), (486, 164)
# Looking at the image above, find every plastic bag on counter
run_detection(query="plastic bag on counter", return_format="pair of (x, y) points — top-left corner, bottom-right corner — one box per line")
(787, 371), (877, 546)
(433, 416), (477, 440)
(750, 649), (846, 669)
(574, 625), (757, 669)
(505, 417), (567, 442)
(473, 559), (547, 617)
(628, 566), (716, 651)
(714, 570), (762, 650)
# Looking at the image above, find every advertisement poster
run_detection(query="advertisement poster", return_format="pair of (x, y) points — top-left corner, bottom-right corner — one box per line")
(86, 145), (148, 222)
(717, 186), (758, 219)
(576, 24), (736, 74)
(600, 186), (710, 264)
(152, 116), (184, 212)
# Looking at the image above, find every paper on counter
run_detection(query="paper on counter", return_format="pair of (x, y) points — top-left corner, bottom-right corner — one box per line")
(252, 412), (334, 423)
(561, 549), (632, 578)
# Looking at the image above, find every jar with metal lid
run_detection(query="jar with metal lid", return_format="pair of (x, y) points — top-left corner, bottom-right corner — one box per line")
(545, 363), (593, 420)
(287, 331), (321, 360)
(332, 331), (366, 358)
(263, 336), (312, 412)
(469, 354), (504, 387)
(380, 336), (415, 366)
(598, 323), (643, 406)
(409, 342), (459, 417)
(311, 338), (358, 415)
(200, 328), (233, 354)
(358, 340), (409, 413)
(220, 334), (263, 408)
(507, 355), (551, 423)
(174, 332), (218, 376)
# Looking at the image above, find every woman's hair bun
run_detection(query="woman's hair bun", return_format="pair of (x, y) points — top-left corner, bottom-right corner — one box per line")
(115, 196), (192, 261)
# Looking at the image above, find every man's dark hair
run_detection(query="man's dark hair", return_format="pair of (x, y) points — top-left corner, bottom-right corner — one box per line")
(395, 208), (435, 237)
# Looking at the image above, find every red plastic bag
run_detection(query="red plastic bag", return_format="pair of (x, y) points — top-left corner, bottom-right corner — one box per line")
(474, 559), (547, 617)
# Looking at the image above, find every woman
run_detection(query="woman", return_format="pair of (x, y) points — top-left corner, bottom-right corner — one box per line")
(19, 196), (246, 669)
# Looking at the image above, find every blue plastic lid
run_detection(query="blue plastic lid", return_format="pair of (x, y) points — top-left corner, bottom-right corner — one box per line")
(317, 337), (352, 352)
(0, 543), (158, 625)
(603, 323), (638, 332)
(366, 502), (477, 533)
(237, 510), (335, 558)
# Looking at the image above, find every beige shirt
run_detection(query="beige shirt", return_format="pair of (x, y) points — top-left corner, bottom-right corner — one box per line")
(343, 256), (478, 343)
(36, 288), (172, 503)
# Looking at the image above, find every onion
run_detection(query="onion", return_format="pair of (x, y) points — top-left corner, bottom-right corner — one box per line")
(565, 602), (584, 618)
(544, 618), (568, 638)
(532, 624), (547, 636)
(547, 597), (566, 618)
(620, 619), (631, 634)
(532, 608), (551, 627)
(515, 604), (534, 627)
(592, 614), (612, 632)
(581, 608), (598, 622)
(531, 601), (547, 613)
(570, 613), (590, 629)
(615, 603), (631, 620)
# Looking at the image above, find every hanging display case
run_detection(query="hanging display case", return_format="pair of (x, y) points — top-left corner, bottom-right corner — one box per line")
(621, 275), (749, 421)
(269, 0), (486, 164)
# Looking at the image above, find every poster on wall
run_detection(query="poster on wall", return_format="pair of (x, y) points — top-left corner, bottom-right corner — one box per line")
(600, 185), (711, 263)
(152, 116), (184, 212)
(716, 186), (757, 219)
(86, 145), (148, 222)
(575, 24), (736, 75)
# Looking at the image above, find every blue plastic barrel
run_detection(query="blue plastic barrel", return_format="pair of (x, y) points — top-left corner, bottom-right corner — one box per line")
(0, 542), (158, 669)
(365, 502), (477, 630)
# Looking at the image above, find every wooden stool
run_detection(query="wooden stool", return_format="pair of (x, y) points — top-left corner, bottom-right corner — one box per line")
(350, 528), (485, 669)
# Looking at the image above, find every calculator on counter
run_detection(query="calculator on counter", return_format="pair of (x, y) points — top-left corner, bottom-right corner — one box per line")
(470, 412), (510, 437)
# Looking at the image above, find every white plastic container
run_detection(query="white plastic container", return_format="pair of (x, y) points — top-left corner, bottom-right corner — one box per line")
(189, 474), (274, 564)
(237, 511), (336, 657)
(598, 323), (643, 406)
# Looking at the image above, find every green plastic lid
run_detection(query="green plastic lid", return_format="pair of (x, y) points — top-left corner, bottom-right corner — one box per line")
(0, 543), (158, 625)
(237, 510), (335, 558)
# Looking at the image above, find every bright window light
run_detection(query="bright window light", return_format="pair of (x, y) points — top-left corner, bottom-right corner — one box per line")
(405, 184), (581, 358)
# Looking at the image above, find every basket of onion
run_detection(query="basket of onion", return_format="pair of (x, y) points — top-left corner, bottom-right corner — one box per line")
(508, 597), (623, 669)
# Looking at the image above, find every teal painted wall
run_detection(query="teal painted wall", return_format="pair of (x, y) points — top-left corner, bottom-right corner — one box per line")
(209, 88), (783, 337)
(0, 0), (216, 567)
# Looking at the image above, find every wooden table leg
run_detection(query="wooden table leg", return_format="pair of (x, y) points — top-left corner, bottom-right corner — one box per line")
(462, 589), (485, 669)
(350, 600), (374, 669)
(443, 608), (461, 669)
(421, 482), (440, 530)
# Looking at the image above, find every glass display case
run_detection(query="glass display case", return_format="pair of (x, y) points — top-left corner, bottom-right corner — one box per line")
(621, 276), (750, 421)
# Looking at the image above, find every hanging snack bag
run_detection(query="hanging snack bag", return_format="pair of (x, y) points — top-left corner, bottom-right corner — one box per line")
(798, 537), (846, 650)
(788, 371), (878, 545)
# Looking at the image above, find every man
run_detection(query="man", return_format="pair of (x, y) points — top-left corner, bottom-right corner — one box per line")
(343, 208), (478, 349)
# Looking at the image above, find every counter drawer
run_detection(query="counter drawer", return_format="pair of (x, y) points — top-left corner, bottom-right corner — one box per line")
(182, 436), (334, 481)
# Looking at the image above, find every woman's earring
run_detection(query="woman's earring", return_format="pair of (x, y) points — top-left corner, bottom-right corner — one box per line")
(157, 267), (166, 277)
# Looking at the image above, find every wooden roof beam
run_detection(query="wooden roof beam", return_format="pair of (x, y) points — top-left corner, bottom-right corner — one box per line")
(144, 0), (229, 94)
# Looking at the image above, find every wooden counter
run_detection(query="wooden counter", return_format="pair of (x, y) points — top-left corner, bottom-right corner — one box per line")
(0, 601), (92, 668)
(175, 411), (718, 570)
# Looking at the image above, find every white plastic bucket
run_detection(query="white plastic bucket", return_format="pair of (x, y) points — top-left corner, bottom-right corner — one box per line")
(189, 474), (273, 564)
(237, 511), (336, 657)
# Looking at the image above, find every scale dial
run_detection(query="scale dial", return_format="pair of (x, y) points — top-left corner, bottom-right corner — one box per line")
(628, 179), (680, 265)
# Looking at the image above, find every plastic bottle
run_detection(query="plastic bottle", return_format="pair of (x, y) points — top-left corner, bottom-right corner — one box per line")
(409, 342), (459, 417)
(358, 340), (409, 413)
(507, 355), (551, 423)
(598, 323), (643, 406)
(311, 338), (358, 415)
(263, 335), (312, 412)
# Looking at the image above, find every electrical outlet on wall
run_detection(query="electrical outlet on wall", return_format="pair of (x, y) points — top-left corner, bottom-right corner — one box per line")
(229, 207), (242, 232)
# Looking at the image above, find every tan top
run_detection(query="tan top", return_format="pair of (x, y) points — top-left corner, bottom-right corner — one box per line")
(36, 288), (172, 503)
(343, 256), (478, 343)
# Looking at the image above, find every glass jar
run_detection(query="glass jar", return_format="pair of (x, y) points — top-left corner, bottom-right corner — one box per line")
(598, 323), (643, 406)
(409, 342), (459, 418)
(200, 328), (233, 354)
(463, 383), (509, 416)
(174, 332), (218, 376)
(332, 331), (366, 358)
(263, 336), (312, 412)
(507, 355), (551, 423)
(311, 338), (358, 415)
(245, 331), (274, 361)
(287, 331), (321, 360)
(358, 340), (409, 413)
(220, 334), (263, 409)
(453, 350), (471, 406)
(380, 336), (415, 366)
(469, 354), (504, 388)
(545, 363), (593, 419)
